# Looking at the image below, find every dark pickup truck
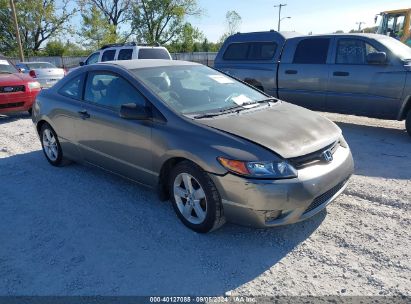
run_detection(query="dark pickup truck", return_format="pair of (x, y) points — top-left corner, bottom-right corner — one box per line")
(214, 31), (411, 136)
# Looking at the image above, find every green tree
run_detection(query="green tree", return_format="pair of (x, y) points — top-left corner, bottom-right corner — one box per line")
(0, 0), (75, 56)
(80, 4), (117, 50)
(131, 0), (201, 44)
(78, 0), (132, 40)
(44, 40), (66, 56)
(178, 22), (203, 52)
(219, 10), (241, 43)
(201, 38), (209, 52)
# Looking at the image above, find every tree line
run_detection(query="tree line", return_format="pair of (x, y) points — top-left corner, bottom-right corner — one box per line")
(0, 0), (242, 57)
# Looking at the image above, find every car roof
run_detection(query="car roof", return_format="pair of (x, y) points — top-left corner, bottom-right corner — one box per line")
(99, 59), (200, 70)
(302, 33), (386, 39)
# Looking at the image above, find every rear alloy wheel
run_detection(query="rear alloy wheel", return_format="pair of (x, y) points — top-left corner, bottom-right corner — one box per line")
(406, 110), (411, 137)
(40, 123), (64, 166)
(169, 161), (225, 233)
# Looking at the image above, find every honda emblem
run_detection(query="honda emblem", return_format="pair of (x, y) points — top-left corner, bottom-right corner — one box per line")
(322, 149), (333, 162)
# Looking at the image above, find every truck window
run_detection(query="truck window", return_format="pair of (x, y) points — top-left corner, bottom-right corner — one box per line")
(336, 39), (378, 64)
(223, 42), (277, 60)
(101, 50), (116, 62)
(85, 52), (100, 65)
(118, 49), (133, 60)
(293, 38), (330, 64)
(223, 43), (249, 60)
(138, 49), (170, 59)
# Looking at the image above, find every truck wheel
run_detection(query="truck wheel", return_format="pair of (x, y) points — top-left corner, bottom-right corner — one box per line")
(406, 110), (411, 137)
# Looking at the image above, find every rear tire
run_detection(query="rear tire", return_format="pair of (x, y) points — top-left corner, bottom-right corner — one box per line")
(406, 110), (411, 137)
(40, 123), (66, 166)
(169, 161), (225, 233)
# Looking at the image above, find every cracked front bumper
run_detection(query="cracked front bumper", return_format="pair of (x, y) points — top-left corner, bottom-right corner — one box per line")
(209, 145), (354, 228)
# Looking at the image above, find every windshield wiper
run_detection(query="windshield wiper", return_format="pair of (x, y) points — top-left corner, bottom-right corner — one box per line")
(218, 97), (277, 113)
(192, 98), (277, 119)
(0, 71), (13, 74)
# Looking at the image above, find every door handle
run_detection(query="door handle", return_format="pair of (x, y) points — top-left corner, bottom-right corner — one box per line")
(333, 71), (349, 76)
(285, 69), (298, 74)
(78, 109), (90, 119)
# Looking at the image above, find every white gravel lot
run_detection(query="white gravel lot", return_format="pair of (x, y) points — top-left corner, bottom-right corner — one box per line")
(0, 112), (410, 297)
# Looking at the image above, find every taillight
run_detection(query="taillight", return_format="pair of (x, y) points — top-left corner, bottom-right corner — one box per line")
(29, 70), (36, 78)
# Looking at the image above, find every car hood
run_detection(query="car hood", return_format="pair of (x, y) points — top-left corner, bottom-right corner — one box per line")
(196, 102), (342, 159)
(0, 73), (32, 85)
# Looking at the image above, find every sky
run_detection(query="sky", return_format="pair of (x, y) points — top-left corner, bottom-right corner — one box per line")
(187, 0), (410, 41)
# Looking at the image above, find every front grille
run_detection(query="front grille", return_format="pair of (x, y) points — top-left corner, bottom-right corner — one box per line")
(0, 102), (24, 109)
(304, 179), (348, 214)
(289, 141), (339, 169)
(0, 85), (25, 93)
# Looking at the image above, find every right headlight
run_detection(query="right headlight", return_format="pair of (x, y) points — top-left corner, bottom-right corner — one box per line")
(217, 157), (297, 179)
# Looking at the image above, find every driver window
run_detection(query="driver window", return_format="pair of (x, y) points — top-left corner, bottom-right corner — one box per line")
(336, 39), (378, 65)
(85, 52), (100, 65)
(84, 72), (146, 109)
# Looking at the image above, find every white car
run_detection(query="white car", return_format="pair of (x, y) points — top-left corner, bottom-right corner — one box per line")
(79, 42), (172, 67)
(16, 62), (66, 88)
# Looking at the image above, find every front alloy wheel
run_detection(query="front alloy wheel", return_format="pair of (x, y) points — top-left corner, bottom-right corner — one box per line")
(169, 161), (225, 233)
(173, 173), (207, 225)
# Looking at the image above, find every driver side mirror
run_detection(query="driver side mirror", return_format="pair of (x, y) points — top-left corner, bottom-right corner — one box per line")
(79, 61), (85, 66)
(120, 103), (151, 120)
(366, 52), (387, 65)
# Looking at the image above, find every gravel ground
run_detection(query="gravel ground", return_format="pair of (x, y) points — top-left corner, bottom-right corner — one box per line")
(0, 112), (410, 296)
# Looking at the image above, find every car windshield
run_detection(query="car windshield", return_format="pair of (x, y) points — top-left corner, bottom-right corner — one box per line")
(377, 36), (411, 60)
(26, 62), (56, 69)
(132, 65), (270, 115)
(0, 59), (18, 74)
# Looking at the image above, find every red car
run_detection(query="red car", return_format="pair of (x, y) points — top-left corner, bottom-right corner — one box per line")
(0, 56), (41, 114)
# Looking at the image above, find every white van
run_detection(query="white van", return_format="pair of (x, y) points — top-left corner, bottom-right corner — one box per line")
(80, 42), (172, 66)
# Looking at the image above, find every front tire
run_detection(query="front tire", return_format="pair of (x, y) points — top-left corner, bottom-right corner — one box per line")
(169, 161), (225, 233)
(40, 123), (65, 166)
(406, 110), (411, 137)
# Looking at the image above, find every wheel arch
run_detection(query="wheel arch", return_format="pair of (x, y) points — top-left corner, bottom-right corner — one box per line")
(398, 95), (411, 120)
(157, 157), (193, 201)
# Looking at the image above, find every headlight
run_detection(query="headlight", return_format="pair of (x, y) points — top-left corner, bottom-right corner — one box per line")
(217, 157), (297, 179)
(28, 81), (41, 90)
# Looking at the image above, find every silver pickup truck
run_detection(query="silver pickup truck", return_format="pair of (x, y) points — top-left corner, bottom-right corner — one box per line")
(214, 31), (411, 136)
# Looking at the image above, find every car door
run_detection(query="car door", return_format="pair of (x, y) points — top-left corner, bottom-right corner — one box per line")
(326, 37), (406, 119)
(51, 73), (86, 159)
(277, 37), (332, 110)
(75, 70), (155, 185)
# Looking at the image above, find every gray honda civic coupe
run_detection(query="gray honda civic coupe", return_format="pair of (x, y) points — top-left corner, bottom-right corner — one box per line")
(32, 59), (354, 233)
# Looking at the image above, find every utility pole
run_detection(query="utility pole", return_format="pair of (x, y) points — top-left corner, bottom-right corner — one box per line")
(356, 21), (365, 32)
(274, 3), (287, 31)
(9, 0), (24, 62)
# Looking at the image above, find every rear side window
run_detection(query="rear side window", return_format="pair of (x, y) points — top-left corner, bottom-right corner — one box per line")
(138, 49), (170, 59)
(223, 42), (277, 60)
(293, 38), (330, 64)
(223, 43), (249, 60)
(101, 50), (116, 62)
(118, 49), (133, 60)
(58, 74), (84, 99)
